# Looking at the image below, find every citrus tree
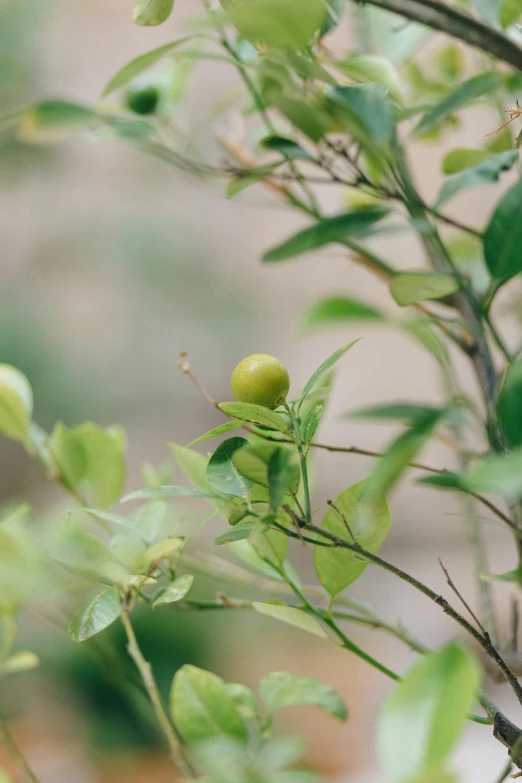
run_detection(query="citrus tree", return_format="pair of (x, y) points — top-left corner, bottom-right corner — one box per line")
(3, 0), (522, 781)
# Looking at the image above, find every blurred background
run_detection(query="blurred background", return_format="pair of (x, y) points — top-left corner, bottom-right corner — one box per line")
(2, 0), (522, 780)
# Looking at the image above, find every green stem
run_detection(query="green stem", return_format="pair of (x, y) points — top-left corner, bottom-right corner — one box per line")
(0, 713), (41, 783)
(288, 405), (312, 524)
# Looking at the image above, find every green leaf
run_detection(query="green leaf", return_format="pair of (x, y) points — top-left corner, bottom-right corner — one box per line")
(403, 771), (457, 783)
(302, 404), (323, 444)
(349, 402), (441, 425)
(263, 211), (387, 262)
(17, 101), (97, 145)
(377, 643), (481, 779)
(170, 442), (213, 491)
(366, 410), (442, 499)
(122, 485), (223, 501)
(68, 589), (122, 642)
(232, 442), (299, 493)
(215, 521), (255, 544)
(133, 0), (174, 26)
(437, 150), (518, 207)
(260, 135), (315, 160)
(484, 178), (522, 284)
(49, 422), (87, 495)
(335, 55), (403, 103)
(1, 651), (39, 675)
(206, 437), (253, 499)
(223, 0), (326, 49)
(260, 671), (347, 720)
(461, 449), (522, 501)
(225, 683), (260, 721)
(227, 164), (279, 198)
(76, 424), (127, 508)
(403, 317), (450, 368)
(314, 479), (391, 596)
(301, 341), (359, 401)
(0, 365), (33, 444)
(442, 147), (491, 174)
(102, 38), (199, 96)
(252, 602), (328, 638)
(390, 272), (459, 305)
(250, 524), (289, 565)
(219, 402), (290, 433)
(326, 82), (395, 147)
(170, 665), (247, 743)
(418, 472), (463, 491)
(141, 537), (183, 569)
(414, 74), (501, 136)
(497, 360), (522, 448)
(298, 296), (383, 332)
(268, 449), (299, 511)
(230, 539), (286, 580)
(272, 95), (330, 142)
(501, 0), (522, 26)
(153, 574), (194, 607)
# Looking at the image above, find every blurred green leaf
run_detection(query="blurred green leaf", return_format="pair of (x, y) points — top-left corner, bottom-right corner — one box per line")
(272, 95), (331, 141)
(1, 651), (39, 676)
(390, 272), (459, 305)
(207, 437), (253, 498)
(501, 0), (522, 26)
(69, 589), (122, 642)
(225, 683), (260, 721)
(122, 485), (222, 501)
(0, 365), (33, 444)
(102, 38), (203, 96)
(349, 402), (441, 425)
(402, 317), (450, 368)
(260, 135), (315, 160)
(219, 402), (290, 433)
(250, 524), (288, 565)
(298, 296), (383, 332)
(215, 521), (255, 544)
(133, 0), (174, 26)
(17, 101), (97, 145)
(437, 150), (518, 206)
(497, 359), (522, 448)
(222, 0), (326, 49)
(378, 643), (480, 779)
(461, 449), (522, 500)
(263, 211), (387, 262)
(227, 164), (280, 198)
(252, 602), (328, 638)
(153, 574), (194, 606)
(414, 74), (501, 136)
(141, 537), (183, 569)
(170, 664), (248, 743)
(327, 82), (394, 149)
(170, 443), (213, 491)
(260, 671), (347, 720)
(442, 148), (491, 174)
(484, 178), (522, 284)
(314, 479), (391, 596)
(335, 55), (403, 103)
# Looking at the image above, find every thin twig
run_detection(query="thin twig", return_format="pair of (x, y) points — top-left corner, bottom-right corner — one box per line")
(327, 499), (357, 542)
(439, 558), (486, 634)
(120, 609), (193, 778)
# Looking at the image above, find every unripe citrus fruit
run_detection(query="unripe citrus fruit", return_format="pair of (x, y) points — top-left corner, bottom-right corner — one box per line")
(126, 85), (160, 115)
(230, 354), (290, 410)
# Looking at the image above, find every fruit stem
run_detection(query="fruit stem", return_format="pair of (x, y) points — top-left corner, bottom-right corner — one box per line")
(285, 401), (312, 524)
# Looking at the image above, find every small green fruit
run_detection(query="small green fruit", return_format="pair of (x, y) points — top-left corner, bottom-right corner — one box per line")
(126, 86), (160, 115)
(230, 354), (290, 410)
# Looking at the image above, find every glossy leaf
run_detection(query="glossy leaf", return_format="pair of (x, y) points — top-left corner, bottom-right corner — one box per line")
(298, 296), (383, 332)
(314, 479), (391, 596)
(232, 442), (299, 494)
(497, 360), (522, 448)
(0, 365), (33, 444)
(69, 589), (121, 642)
(263, 211), (387, 262)
(170, 665), (247, 743)
(301, 341), (359, 400)
(219, 402), (290, 433)
(153, 574), (194, 607)
(437, 150), (518, 206)
(484, 178), (522, 283)
(390, 272), (459, 305)
(223, 0), (326, 49)
(414, 74), (501, 136)
(206, 437), (253, 499)
(252, 602), (328, 638)
(133, 0), (174, 26)
(260, 671), (347, 720)
(378, 643), (480, 779)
